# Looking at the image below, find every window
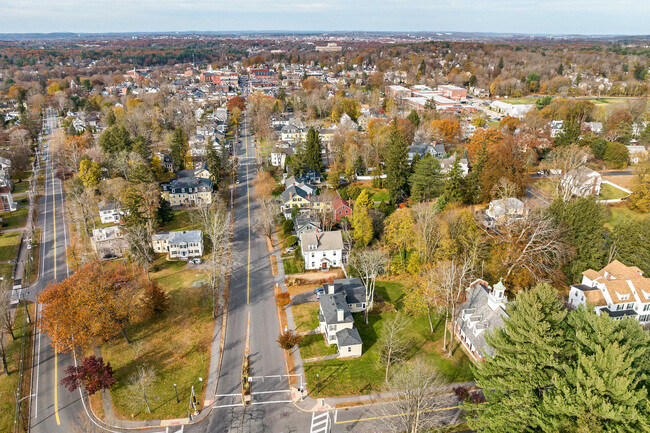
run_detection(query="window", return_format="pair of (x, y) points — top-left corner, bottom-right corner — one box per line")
(644, 304), (650, 312)
(347, 347), (351, 353)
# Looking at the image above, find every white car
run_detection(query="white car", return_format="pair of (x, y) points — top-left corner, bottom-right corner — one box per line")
(189, 258), (202, 265)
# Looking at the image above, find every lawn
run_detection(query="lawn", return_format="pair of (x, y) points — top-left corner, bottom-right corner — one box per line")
(605, 204), (645, 231)
(598, 183), (629, 201)
(292, 302), (320, 334)
(2, 207), (29, 230)
(0, 231), (21, 261)
(299, 334), (337, 360)
(11, 180), (30, 195)
(303, 280), (474, 397)
(361, 187), (390, 203)
(101, 258), (212, 420)
(158, 209), (201, 232)
(0, 264), (12, 282)
(282, 257), (302, 275)
(0, 303), (34, 433)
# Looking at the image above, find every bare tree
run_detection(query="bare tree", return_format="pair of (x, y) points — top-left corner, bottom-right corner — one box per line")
(348, 248), (388, 324)
(374, 359), (452, 433)
(0, 285), (13, 375)
(125, 225), (155, 278)
(377, 314), (410, 383)
(255, 197), (276, 242)
(194, 201), (231, 318)
(541, 144), (591, 202)
(412, 202), (441, 264)
(126, 365), (156, 414)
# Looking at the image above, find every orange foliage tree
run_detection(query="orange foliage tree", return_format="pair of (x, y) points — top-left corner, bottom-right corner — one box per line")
(431, 119), (461, 143)
(226, 96), (246, 111)
(39, 261), (148, 353)
(466, 127), (504, 160)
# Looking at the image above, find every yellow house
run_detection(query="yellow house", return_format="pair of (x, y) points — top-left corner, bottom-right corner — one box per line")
(161, 177), (213, 207)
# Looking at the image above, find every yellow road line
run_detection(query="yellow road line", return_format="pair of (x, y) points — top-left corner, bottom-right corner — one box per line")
(51, 167), (61, 426)
(334, 404), (459, 425)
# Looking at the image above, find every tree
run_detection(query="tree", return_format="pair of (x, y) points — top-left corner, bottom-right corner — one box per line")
(78, 159), (101, 189)
(630, 156), (650, 212)
(253, 170), (275, 200)
(255, 197), (276, 243)
(277, 330), (302, 350)
(431, 119), (461, 143)
(603, 141), (629, 169)
(555, 121), (581, 146)
(384, 124), (410, 204)
(132, 135), (151, 162)
(349, 249), (388, 323)
(205, 144), (222, 187)
(355, 189), (374, 209)
(374, 359), (449, 433)
(377, 314), (409, 383)
(443, 157), (465, 203)
(542, 144), (591, 203)
(466, 127), (503, 159)
(409, 154), (443, 202)
(0, 287), (13, 374)
(61, 356), (116, 396)
(412, 202), (441, 264)
(126, 365), (156, 414)
(304, 127), (324, 172)
(549, 197), (608, 281)
(169, 127), (189, 171)
(99, 125), (132, 154)
(39, 261), (144, 352)
(536, 96), (553, 110)
(384, 208), (415, 265)
(125, 224), (155, 277)
(406, 110), (420, 128)
(351, 206), (373, 248)
(465, 284), (568, 433)
(142, 282), (169, 315)
(609, 217), (650, 273)
(479, 137), (527, 202)
(226, 96), (246, 112)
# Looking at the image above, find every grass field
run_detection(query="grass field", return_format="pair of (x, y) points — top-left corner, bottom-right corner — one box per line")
(11, 180), (30, 195)
(2, 207), (28, 230)
(0, 303), (34, 433)
(0, 231), (22, 262)
(605, 204), (645, 231)
(299, 334), (338, 360)
(158, 209), (201, 232)
(102, 258), (212, 420)
(282, 257), (302, 275)
(303, 280), (474, 397)
(361, 187), (390, 203)
(292, 302), (320, 334)
(598, 183), (629, 201)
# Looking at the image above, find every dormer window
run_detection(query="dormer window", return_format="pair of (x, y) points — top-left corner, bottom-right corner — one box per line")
(616, 292), (630, 301)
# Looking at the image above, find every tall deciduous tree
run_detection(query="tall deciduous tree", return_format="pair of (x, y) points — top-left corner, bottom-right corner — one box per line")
(61, 355), (116, 396)
(349, 248), (388, 323)
(384, 208), (415, 265)
(377, 314), (410, 383)
(384, 124), (410, 204)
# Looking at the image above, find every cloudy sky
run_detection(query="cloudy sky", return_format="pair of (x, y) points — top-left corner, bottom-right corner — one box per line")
(1, 0), (648, 35)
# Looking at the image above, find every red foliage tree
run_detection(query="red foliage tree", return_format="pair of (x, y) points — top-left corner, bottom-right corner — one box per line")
(61, 355), (116, 395)
(226, 96), (246, 111)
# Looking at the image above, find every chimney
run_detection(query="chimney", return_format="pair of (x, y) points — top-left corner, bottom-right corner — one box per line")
(328, 284), (335, 295)
(337, 308), (344, 322)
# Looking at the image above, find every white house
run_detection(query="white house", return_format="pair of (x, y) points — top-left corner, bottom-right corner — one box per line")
(561, 166), (602, 197)
(568, 260), (650, 323)
(270, 152), (287, 168)
(489, 101), (534, 119)
(98, 201), (123, 224)
(317, 283), (363, 357)
(300, 231), (344, 270)
(152, 230), (203, 259)
(454, 279), (508, 362)
(440, 154), (469, 177)
(550, 120), (564, 138)
(0, 178), (17, 213)
(484, 197), (527, 227)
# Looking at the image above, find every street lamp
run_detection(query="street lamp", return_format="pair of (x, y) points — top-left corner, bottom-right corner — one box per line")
(316, 374), (319, 395)
(174, 383), (179, 404)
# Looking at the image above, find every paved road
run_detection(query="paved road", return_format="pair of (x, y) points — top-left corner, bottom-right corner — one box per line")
(29, 108), (89, 433)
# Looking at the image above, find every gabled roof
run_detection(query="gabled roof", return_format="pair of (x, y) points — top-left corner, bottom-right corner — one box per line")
(300, 231), (343, 252)
(281, 184), (310, 203)
(319, 293), (354, 325)
(321, 278), (367, 305)
(336, 327), (362, 347)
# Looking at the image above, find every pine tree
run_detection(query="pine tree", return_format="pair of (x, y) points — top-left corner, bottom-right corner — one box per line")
(205, 144), (222, 188)
(498, 57), (504, 69)
(406, 110), (420, 128)
(132, 135), (151, 161)
(464, 143), (487, 204)
(610, 217), (650, 273)
(304, 127), (323, 173)
(466, 284), (568, 433)
(443, 157), (465, 203)
(409, 154), (443, 202)
(169, 127), (188, 171)
(385, 124), (410, 204)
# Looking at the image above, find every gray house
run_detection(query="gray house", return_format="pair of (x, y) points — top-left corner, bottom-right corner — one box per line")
(317, 283), (363, 357)
(294, 213), (321, 237)
(454, 279), (508, 362)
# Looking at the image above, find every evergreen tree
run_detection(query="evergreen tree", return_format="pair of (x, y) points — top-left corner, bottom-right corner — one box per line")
(129, 162), (154, 184)
(304, 127), (324, 172)
(541, 308), (650, 432)
(132, 135), (151, 161)
(557, 63), (564, 76)
(610, 217), (650, 274)
(555, 121), (581, 146)
(384, 124), (410, 204)
(406, 110), (420, 128)
(99, 125), (132, 154)
(464, 143), (487, 204)
(353, 155), (366, 176)
(442, 157), (465, 203)
(498, 57), (504, 69)
(355, 189), (374, 209)
(409, 154), (444, 202)
(549, 197), (608, 282)
(106, 109), (116, 126)
(466, 284), (568, 433)
(169, 127), (187, 172)
(205, 144), (222, 188)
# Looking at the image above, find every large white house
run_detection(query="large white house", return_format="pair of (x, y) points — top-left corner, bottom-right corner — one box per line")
(152, 230), (203, 259)
(561, 166), (602, 197)
(98, 201), (124, 224)
(300, 231), (344, 270)
(568, 260), (650, 323)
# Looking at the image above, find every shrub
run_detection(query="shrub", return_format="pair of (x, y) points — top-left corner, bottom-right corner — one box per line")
(282, 219), (294, 236)
(453, 386), (469, 402)
(275, 292), (291, 307)
(277, 330), (302, 350)
(143, 281), (169, 314)
(286, 235), (297, 247)
(469, 391), (486, 404)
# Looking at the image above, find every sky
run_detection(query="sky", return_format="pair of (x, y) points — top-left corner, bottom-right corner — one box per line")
(1, 0), (649, 35)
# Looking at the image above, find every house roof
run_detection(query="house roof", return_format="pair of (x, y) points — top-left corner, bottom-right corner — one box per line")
(319, 293), (354, 325)
(336, 327), (362, 347)
(168, 176), (212, 191)
(571, 284), (607, 307)
(98, 201), (120, 212)
(281, 184), (310, 203)
(300, 231), (343, 252)
(455, 282), (508, 358)
(321, 278), (367, 305)
(603, 260), (643, 280)
(152, 230), (202, 244)
(294, 213), (321, 231)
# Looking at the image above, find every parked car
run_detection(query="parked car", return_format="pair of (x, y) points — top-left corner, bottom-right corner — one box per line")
(314, 287), (325, 298)
(190, 258), (202, 265)
(286, 246), (295, 252)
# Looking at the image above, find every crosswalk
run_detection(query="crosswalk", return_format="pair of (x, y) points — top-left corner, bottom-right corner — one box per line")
(310, 411), (331, 433)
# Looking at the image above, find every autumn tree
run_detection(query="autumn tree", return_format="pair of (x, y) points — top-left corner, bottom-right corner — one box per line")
(430, 119), (461, 143)
(78, 159), (101, 189)
(39, 261), (146, 352)
(61, 355), (116, 396)
(466, 127), (503, 160)
(384, 208), (415, 266)
(226, 96), (246, 112)
(351, 206), (373, 248)
(479, 136), (527, 202)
